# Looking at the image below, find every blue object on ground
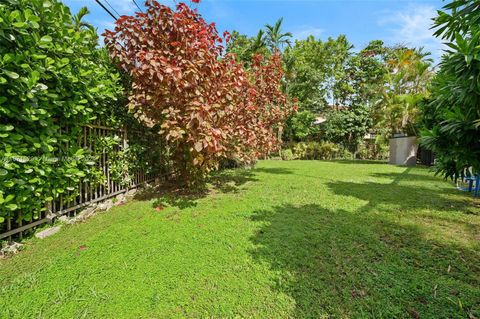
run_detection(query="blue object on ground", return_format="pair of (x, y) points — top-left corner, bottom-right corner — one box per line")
(465, 175), (476, 192)
(457, 174), (480, 197)
(474, 175), (480, 197)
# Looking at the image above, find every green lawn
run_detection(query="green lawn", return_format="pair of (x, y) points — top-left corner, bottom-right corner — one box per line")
(1, 160), (479, 318)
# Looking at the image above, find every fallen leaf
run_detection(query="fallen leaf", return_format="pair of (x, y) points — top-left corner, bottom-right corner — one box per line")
(351, 289), (367, 298)
(407, 308), (420, 319)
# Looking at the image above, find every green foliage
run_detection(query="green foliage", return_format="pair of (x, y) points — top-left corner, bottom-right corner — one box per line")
(292, 141), (340, 160)
(226, 30), (270, 66)
(280, 149), (294, 161)
(323, 104), (373, 154)
(356, 142), (389, 160)
(0, 0), (122, 223)
(420, 0), (480, 178)
(92, 126), (166, 184)
(264, 18), (292, 52)
(283, 38), (397, 151)
(227, 17), (293, 67)
(292, 142), (308, 159)
(375, 47), (433, 138)
(283, 110), (319, 142)
(284, 35), (432, 147)
(284, 35), (352, 113)
(0, 0), (162, 226)
(338, 40), (387, 107)
(284, 37), (385, 112)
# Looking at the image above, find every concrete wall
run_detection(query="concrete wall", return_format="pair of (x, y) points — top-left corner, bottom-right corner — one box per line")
(389, 136), (418, 166)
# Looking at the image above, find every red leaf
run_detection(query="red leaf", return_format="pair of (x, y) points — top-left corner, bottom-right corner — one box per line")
(105, 0), (295, 180)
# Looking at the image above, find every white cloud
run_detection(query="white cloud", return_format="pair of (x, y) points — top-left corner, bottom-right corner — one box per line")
(378, 4), (443, 62)
(293, 26), (324, 40)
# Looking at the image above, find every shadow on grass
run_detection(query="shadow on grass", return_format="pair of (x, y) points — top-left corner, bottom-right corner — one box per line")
(134, 166), (295, 210)
(250, 203), (480, 318)
(208, 168), (258, 193)
(370, 171), (445, 183)
(254, 167), (295, 175)
(326, 168), (473, 215)
(324, 159), (388, 165)
(134, 168), (258, 209)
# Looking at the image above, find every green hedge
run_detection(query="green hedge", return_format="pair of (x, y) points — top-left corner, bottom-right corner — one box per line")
(0, 0), (163, 226)
(283, 141), (388, 161)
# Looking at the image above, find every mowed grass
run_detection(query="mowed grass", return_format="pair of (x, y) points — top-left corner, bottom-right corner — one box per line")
(1, 160), (479, 318)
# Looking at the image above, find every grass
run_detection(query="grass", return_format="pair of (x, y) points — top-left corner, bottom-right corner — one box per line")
(1, 160), (479, 318)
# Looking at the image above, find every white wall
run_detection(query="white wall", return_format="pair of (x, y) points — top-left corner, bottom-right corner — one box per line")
(389, 137), (418, 166)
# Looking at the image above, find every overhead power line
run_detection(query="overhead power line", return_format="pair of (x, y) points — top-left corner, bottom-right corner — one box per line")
(103, 0), (121, 17)
(94, 0), (117, 21)
(132, 0), (143, 12)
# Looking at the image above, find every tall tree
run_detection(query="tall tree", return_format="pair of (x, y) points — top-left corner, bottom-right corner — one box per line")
(323, 104), (373, 155)
(252, 30), (267, 52)
(264, 18), (293, 52)
(284, 36), (347, 113)
(321, 40), (388, 154)
(374, 47), (433, 138)
(226, 30), (269, 66)
(72, 6), (94, 31)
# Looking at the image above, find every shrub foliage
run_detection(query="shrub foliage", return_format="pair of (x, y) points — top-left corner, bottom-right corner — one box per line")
(420, 0), (480, 177)
(104, 0), (295, 182)
(0, 0), (161, 225)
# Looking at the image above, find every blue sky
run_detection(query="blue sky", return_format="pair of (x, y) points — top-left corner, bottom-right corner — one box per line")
(62, 0), (445, 61)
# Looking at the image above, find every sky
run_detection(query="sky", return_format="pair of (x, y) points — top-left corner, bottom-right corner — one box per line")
(62, 0), (446, 62)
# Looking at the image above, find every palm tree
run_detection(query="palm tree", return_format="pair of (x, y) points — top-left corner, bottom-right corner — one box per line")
(264, 18), (293, 52)
(281, 50), (296, 91)
(376, 47), (433, 137)
(251, 29), (267, 52)
(72, 7), (94, 31)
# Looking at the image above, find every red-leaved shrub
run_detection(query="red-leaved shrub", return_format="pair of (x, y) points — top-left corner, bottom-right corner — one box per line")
(104, 0), (294, 182)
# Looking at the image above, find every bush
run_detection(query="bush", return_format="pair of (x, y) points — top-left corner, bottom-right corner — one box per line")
(0, 0), (165, 227)
(356, 144), (370, 160)
(292, 142), (339, 160)
(338, 148), (353, 160)
(419, 1), (480, 178)
(280, 149), (294, 161)
(293, 142), (308, 159)
(355, 142), (389, 160)
(284, 110), (320, 142)
(316, 142), (339, 160)
(105, 1), (295, 183)
(290, 141), (389, 161)
(0, 0), (124, 224)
